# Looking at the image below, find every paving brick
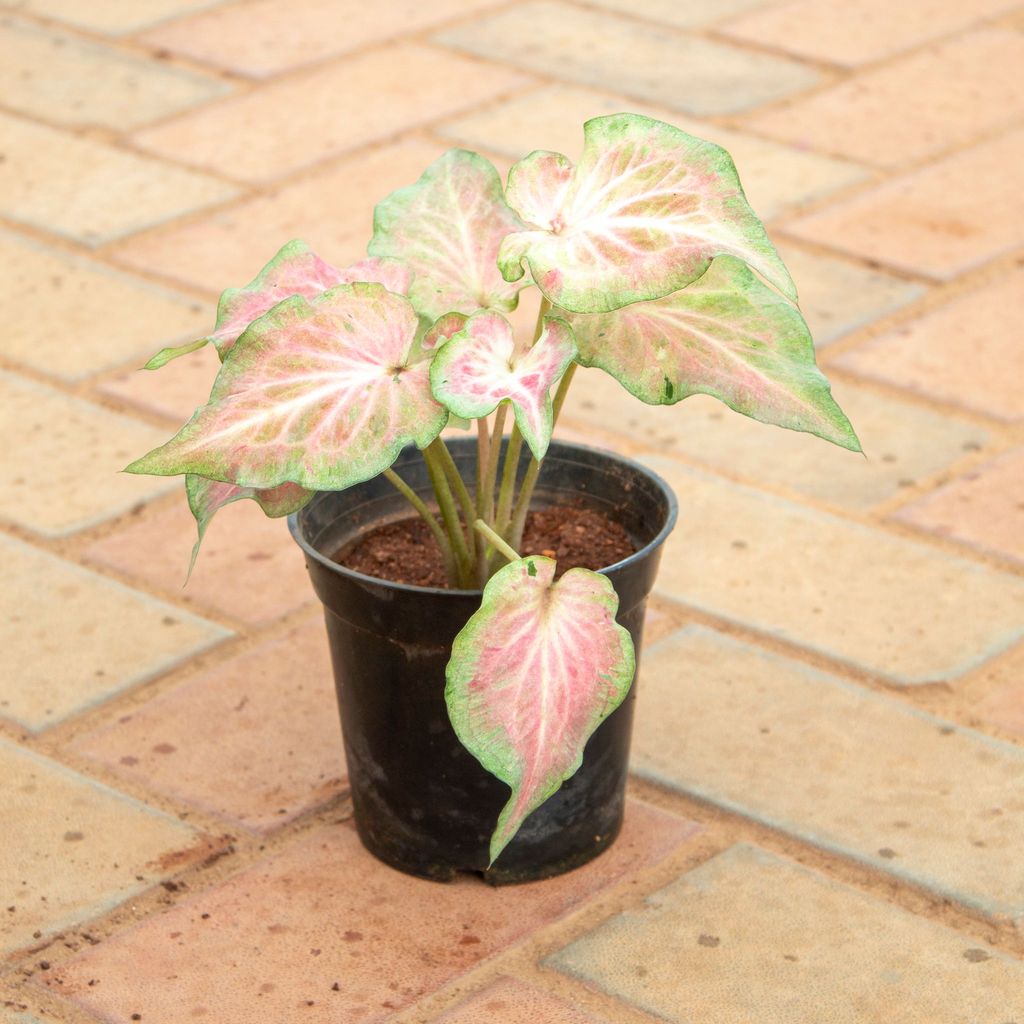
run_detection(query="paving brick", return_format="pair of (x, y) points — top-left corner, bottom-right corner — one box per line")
(83, 490), (315, 626)
(976, 646), (1024, 738)
(4, 0), (219, 34)
(439, 84), (867, 222)
(783, 128), (1024, 280)
(835, 270), (1024, 422)
(133, 44), (531, 183)
(564, 371), (985, 512)
(894, 447), (1024, 566)
(0, 738), (201, 955)
(48, 804), (700, 1023)
(0, 534), (229, 732)
(548, 844), (1024, 1021)
(639, 456), (1024, 684)
(633, 627), (1024, 916)
(0, 112), (239, 247)
(0, 372), (181, 537)
(435, 1), (820, 117)
(141, 0), (505, 77)
(581, 0), (770, 29)
(109, 137), (450, 292)
(70, 618), (343, 832)
(745, 30), (1024, 170)
(722, 0), (1020, 67)
(431, 977), (612, 1023)
(0, 15), (228, 130)
(0, 229), (210, 383)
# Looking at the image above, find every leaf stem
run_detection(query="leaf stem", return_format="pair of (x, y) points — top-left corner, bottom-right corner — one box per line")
(422, 444), (473, 587)
(473, 519), (521, 565)
(483, 403), (507, 523)
(495, 422), (523, 537)
(431, 437), (476, 550)
(382, 467), (457, 584)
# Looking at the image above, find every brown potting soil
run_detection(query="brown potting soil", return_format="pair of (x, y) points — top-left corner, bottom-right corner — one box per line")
(334, 504), (635, 588)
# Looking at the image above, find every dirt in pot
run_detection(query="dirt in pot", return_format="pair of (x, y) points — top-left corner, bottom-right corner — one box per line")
(334, 504), (636, 588)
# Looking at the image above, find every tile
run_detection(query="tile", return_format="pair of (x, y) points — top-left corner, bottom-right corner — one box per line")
(141, 0), (504, 77)
(783, 129), (1024, 280)
(722, 0), (1020, 67)
(977, 669), (1024, 739)
(434, 1), (821, 117)
(432, 977), (611, 1023)
(564, 371), (986, 512)
(439, 84), (867, 222)
(2, 0), (220, 34)
(548, 845), (1024, 1021)
(0, 112), (239, 246)
(835, 270), (1024, 422)
(0, 534), (229, 731)
(0, 15), (228, 130)
(109, 137), (454, 292)
(48, 804), (700, 1023)
(83, 490), (315, 626)
(634, 627), (1024, 916)
(0, 372), (181, 536)
(133, 43), (532, 183)
(0, 229), (210, 382)
(0, 738), (200, 955)
(745, 30), (1024, 169)
(640, 456), (1024, 684)
(895, 447), (1024, 566)
(580, 0), (770, 29)
(71, 618), (344, 832)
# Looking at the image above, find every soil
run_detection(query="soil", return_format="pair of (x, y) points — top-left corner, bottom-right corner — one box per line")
(334, 503), (635, 588)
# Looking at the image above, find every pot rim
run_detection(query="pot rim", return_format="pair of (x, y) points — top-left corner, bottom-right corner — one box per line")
(288, 438), (679, 598)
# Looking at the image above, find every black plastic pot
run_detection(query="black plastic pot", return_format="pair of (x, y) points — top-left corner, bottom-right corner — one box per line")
(289, 439), (677, 884)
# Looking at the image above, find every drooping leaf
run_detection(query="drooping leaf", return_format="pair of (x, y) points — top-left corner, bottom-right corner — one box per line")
(446, 556), (635, 865)
(368, 149), (529, 321)
(184, 475), (313, 579)
(498, 113), (796, 314)
(430, 312), (577, 461)
(126, 283), (448, 490)
(144, 242), (412, 369)
(561, 255), (861, 451)
(421, 311), (469, 352)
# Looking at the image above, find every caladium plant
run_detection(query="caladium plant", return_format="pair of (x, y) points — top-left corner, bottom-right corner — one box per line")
(128, 113), (859, 864)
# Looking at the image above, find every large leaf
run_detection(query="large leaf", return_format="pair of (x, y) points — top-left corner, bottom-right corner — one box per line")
(184, 475), (313, 578)
(430, 312), (576, 460)
(561, 255), (860, 451)
(126, 283), (448, 490)
(368, 149), (529, 321)
(446, 557), (635, 865)
(145, 241), (412, 368)
(499, 113), (796, 314)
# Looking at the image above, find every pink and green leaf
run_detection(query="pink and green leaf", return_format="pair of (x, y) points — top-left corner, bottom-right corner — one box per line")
(429, 312), (577, 461)
(498, 113), (796, 314)
(126, 283), (449, 490)
(562, 255), (860, 451)
(421, 311), (469, 353)
(368, 149), (530, 321)
(446, 557), (635, 865)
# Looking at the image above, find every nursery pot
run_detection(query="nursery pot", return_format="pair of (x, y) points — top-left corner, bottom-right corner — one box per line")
(289, 439), (677, 884)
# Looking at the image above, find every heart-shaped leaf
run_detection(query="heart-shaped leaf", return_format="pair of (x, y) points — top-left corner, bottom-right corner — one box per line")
(561, 255), (860, 451)
(430, 312), (577, 461)
(499, 113), (796, 314)
(126, 283), (448, 490)
(144, 242), (412, 369)
(368, 149), (529, 321)
(421, 311), (469, 353)
(184, 475), (313, 578)
(446, 557), (635, 865)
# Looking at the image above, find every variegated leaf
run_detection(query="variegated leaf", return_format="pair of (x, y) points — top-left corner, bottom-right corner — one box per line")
(144, 242), (412, 369)
(446, 557), (635, 865)
(499, 113), (796, 314)
(562, 255), (861, 451)
(368, 149), (529, 321)
(184, 475), (313, 578)
(126, 283), (448, 490)
(421, 311), (469, 352)
(430, 312), (577, 461)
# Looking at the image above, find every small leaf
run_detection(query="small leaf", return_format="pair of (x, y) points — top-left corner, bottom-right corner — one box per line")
(446, 557), (635, 865)
(126, 283), (448, 490)
(368, 149), (529, 321)
(430, 311), (577, 460)
(562, 255), (861, 451)
(421, 311), (469, 352)
(499, 113), (796, 313)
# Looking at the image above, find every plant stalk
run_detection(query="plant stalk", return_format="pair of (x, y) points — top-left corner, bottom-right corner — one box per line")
(382, 467), (457, 584)
(422, 444), (473, 587)
(483, 403), (507, 523)
(473, 519), (520, 565)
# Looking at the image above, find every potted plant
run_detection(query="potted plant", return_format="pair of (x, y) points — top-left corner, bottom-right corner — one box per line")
(127, 113), (859, 884)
